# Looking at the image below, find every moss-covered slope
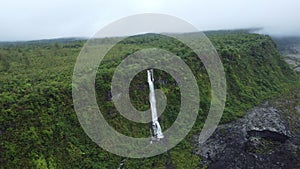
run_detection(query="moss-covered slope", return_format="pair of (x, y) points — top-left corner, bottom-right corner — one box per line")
(0, 31), (298, 168)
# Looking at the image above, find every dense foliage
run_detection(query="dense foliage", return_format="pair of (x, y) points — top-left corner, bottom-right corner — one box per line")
(0, 32), (299, 168)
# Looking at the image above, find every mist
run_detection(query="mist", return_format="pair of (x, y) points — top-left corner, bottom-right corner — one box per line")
(1, 0), (300, 41)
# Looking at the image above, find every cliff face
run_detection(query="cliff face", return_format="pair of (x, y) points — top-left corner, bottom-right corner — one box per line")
(1, 31), (299, 168)
(195, 88), (300, 169)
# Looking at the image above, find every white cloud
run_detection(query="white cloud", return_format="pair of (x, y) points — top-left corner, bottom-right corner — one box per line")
(0, 0), (300, 41)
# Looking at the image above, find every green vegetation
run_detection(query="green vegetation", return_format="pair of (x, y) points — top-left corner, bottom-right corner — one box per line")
(0, 32), (299, 168)
(270, 86), (300, 136)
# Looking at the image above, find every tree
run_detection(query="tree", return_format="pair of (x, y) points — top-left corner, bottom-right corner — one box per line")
(0, 51), (10, 71)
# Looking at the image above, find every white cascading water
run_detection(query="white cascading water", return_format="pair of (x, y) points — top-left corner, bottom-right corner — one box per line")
(147, 69), (164, 140)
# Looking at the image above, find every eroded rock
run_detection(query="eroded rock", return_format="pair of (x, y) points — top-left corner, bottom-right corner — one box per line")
(195, 102), (300, 169)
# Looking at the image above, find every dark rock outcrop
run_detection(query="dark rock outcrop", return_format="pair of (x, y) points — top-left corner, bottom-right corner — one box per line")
(195, 102), (300, 169)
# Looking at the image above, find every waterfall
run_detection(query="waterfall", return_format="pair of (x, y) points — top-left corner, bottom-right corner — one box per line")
(147, 69), (164, 139)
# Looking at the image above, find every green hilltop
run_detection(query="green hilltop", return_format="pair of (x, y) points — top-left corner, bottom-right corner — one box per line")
(0, 31), (299, 168)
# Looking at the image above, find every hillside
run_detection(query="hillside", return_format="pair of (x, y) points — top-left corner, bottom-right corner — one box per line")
(0, 31), (299, 168)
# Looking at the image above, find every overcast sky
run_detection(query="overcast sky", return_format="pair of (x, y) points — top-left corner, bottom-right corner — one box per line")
(1, 0), (300, 41)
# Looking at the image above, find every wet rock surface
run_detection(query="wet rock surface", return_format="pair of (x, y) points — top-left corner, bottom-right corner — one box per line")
(195, 101), (300, 169)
